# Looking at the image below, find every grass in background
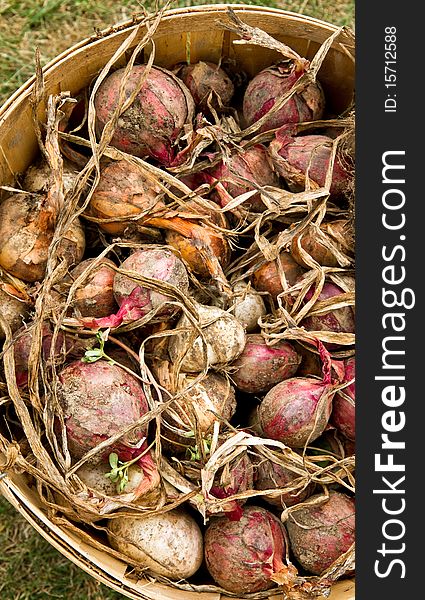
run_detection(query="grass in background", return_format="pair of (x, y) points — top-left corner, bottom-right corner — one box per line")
(0, 1), (354, 598)
(0, 0), (354, 104)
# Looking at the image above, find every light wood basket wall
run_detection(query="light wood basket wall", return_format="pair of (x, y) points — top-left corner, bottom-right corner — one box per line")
(0, 5), (355, 600)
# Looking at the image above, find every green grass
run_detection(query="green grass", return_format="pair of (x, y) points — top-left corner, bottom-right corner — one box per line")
(0, 1), (354, 104)
(0, 494), (123, 599)
(0, 1), (354, 598)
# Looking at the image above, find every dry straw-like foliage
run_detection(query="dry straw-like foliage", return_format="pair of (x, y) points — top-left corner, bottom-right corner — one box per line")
(0, 7), (355, 599)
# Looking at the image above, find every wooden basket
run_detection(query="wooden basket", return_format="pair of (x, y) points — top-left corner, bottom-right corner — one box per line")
(0, 5), (355, 599)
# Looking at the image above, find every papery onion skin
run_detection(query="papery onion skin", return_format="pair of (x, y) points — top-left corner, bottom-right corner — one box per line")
(0, 285), (31, 341)
(204, 505), (289, 594)
(179, 61), (234, 109)
(57, 360), (149, 461)
(300, 282), (355, 346)
(70, 258), (118, 318)
(0, 192), (85, 282)
(269, 131), (352, 199)
(331, 356), (355, 441)
(291, 219), (354, 268)
(114, 248), (189, 316)
(258, 376), (334, 448)
(209, 144), (279, 212)
(254, 459), (315, 507)
(168, 304), (246, 373)
(94, 65), (195, 166)
(108, 508), (204, 580)
(230, 282), (267, 332)
(230, 334), (301, 394)
(89, 160), (162, 235)
(286, 491), (355, 575)
(252, 251), (305, 302)
(243, 62), (325, 133)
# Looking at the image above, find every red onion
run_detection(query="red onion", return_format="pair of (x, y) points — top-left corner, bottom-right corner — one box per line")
(83, 248), (189, 328)
(300, 282), (355, 347)
(258, 341), (337, 448)
(57, 360), (149, 461)
(331, 356), (355, 441)
(208, 144), (278, 212)
(94, 65), (195, 166)
(210, 452), (254, 520)
(70, 258), (117, 318)
(255, 458), (314, 507)
(269, 131), (352, 198)
(178, 61), (234, 109)
(230, 334), (301, 394)
(205, 505), (293, 593)
(243, 62), (325, 133)
(286, 491), (355, 575)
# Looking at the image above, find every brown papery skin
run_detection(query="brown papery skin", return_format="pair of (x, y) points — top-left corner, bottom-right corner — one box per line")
(255, 459), (315, 507)
(179, 61), (234, 109)
(70, 258), (118, 318)
(270, 132), (352, 199)
(291, 220), (354, 268)
(94, 65), (194, 166)
(286, 491), (355, 575)
(163, 199), (230, 277)
(0, 285), (31, 340)
(0, 192), (85, 282)
(252, 251), (305, 302)
(57, 360), (149, 462)
(258, 377), (334, 448)
(114, 248), (189, 316)
(331, 356), (355, 441)
(300, 282), (355, 346)
(209, 144), (279, 212)
(243, 62), (325, 133)
(0, 193), (55, 282)
(230, 335), (301, 394)
(204, 505), (288, 594)
(89, 160), (162, 235)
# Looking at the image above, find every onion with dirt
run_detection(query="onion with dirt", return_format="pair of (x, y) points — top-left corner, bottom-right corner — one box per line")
(156, 361), (237, 449)
(243, 62), (325, 133)
(299, 281), (355, 346)
(0, 191), (85, 282)
(291, 219), (354, 268)
(94, 65), (195, 166)
(57, 359), (149, 461)
(69, 257), (118, 318)
(252, 251), (305, 302)
(178, 61), (234, 110)
(230, 334), (301, 394)
(330, 356), (355, 441)
(254, 458), (315, 507)
(168, 303), (246, 372)
(0, 283), (31, 340)
(88, 160), (162, 235)
(208, 144), (279, 212)
(258, 342), (337, 448)
(269, 129), (353, 198)
(204, 505), (294, 594)
(286, 491), (355, 574)
(83, 247), (189, 328)
(108, 507), (203, 580)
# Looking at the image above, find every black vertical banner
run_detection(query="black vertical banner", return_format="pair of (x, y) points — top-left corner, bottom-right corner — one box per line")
(356, 1), (421, 598)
